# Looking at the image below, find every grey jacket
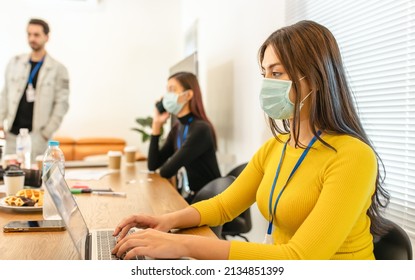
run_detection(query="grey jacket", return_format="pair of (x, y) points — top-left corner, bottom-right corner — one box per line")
(0, 53), (69, 139)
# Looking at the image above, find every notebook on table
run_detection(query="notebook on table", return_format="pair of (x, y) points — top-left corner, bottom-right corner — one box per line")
(43, 162), (143, 260)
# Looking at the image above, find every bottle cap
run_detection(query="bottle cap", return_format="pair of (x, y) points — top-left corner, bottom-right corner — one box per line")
(48, 140), (60, 146)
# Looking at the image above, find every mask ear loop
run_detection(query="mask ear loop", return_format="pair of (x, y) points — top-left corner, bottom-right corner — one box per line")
(297, 76), (312, 110)
(177, 90), (190, 104)
(299, 90), (313, 110)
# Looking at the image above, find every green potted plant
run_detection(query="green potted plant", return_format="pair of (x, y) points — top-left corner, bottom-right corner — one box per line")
(132, 116), (164, 143)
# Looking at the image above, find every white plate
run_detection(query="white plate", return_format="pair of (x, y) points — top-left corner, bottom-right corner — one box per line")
(0, 197), (42, 212)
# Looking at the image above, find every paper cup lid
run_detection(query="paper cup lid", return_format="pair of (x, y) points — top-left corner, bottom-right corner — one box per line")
(4, 170), (25, 176)
(107, 151), (122, 156)
(124, 146), (137, 152)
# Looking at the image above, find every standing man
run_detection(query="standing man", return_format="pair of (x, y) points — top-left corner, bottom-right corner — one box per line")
(0, 18), (69, 162)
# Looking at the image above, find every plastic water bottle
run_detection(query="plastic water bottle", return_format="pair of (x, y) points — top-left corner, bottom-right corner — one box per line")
(16, 128), (31, 169)
(42, 140), (65, 220)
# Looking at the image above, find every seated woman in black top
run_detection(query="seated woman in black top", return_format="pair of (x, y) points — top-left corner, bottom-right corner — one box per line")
(147, 72), (221, 202)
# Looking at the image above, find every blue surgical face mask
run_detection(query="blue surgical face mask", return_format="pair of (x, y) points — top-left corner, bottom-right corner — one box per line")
(259, 77), (311, 119)
(162, 91), (187, 115)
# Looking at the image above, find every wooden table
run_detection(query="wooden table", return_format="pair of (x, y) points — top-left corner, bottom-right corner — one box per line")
(0, 161), (215, 259)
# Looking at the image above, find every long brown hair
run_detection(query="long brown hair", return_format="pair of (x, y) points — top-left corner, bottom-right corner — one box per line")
(258, 20), (390, 236)
(168, 72), (217, 149)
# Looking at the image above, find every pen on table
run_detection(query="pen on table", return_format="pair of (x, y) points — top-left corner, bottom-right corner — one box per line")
(71, 188), (92, 194)
(92, 191), (127, 197)
(71, 185), (90, 189)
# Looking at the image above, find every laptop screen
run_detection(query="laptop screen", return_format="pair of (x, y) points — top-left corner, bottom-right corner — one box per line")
(43, 163), (89, 260)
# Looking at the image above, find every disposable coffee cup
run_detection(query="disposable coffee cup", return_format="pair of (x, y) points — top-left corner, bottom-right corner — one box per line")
(4, 169), (25, 195)
(108, 151), (122, 170)
(36, 155), (44, 171)
(124, 146), (137, 165)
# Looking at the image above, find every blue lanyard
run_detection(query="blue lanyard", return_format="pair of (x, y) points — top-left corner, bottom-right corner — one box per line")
(177, 117), (193, 149)
(267, 132), (321, 235)
(28, 58), (45, 85)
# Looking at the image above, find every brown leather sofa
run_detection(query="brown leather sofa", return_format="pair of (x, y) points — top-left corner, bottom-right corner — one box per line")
(54, 137), (145, 161)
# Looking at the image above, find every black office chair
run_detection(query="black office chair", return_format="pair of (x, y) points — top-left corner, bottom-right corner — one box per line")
(221, 208), (252, 242)
(373, 219), (413, 260)
(221, 162), (252, 241)
(191, 176), (236, 238)
(226, 162), (248, 178)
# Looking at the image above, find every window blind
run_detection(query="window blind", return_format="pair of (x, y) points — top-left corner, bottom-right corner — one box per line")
(286, 0), (415, 241)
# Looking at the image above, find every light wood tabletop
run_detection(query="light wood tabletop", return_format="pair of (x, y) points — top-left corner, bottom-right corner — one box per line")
(0, 161), (216, 260)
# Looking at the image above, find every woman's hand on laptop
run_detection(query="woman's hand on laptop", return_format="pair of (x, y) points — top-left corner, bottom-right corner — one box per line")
(111, 227), (231, 260)
(113, 206), (201, 241)
(111, 228), (189, 260)
(112, 214), (171, 241)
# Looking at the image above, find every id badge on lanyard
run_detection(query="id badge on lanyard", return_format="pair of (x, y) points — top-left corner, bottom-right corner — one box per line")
(26, 84), (36, 102)
(26, 58), (44, 103)
(176, 117), (194, 198)
(263, 224), (274, 244)
(264, 132), (321, 244)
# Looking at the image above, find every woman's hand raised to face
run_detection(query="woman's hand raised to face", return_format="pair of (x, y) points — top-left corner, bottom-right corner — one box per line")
(152, 106), (170, 134)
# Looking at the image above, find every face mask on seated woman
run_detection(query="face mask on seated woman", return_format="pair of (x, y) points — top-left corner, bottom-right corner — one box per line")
(259, 77), (312, 120)
(162, 91), (188, 115)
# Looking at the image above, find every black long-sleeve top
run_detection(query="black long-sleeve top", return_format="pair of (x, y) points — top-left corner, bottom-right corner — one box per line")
(148, 113), (221, 194)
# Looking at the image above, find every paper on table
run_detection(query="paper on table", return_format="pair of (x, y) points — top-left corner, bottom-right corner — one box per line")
(64, 170), (115, 180)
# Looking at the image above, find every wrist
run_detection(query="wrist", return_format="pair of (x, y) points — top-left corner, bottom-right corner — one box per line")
(180, 236), (230, 260)
(161, 212), (177, 230)
(152, 123), (162, 135)
(180, 234), (197, 258)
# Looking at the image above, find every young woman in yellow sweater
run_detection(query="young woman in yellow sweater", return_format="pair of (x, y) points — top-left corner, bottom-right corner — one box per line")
(112, 20), (390, 260)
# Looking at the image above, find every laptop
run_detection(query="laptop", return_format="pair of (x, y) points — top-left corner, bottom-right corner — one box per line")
(43, 162), (140, 260)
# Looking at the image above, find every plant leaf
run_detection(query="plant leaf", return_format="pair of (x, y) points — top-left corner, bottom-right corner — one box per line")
(131, 128), (147, 134)
(133, 115), (162, 143)
(136, 116), (153, 127)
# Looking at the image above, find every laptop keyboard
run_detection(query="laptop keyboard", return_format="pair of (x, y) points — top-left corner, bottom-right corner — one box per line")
(97, 230), (118, 260)
(97, 229), (145, 260)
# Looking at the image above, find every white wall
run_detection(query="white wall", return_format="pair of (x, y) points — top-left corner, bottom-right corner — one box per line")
(180, 0), (285, 242)
(0, 0), (182, 153)
(0, 0), (285, 244)
(180, 0), (285, 168)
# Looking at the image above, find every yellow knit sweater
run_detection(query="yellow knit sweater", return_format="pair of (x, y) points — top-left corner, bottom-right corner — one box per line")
(192, 134), (377, 259)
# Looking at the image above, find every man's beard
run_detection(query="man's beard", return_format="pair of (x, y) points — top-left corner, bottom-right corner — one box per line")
(29, 42), (43, 51)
